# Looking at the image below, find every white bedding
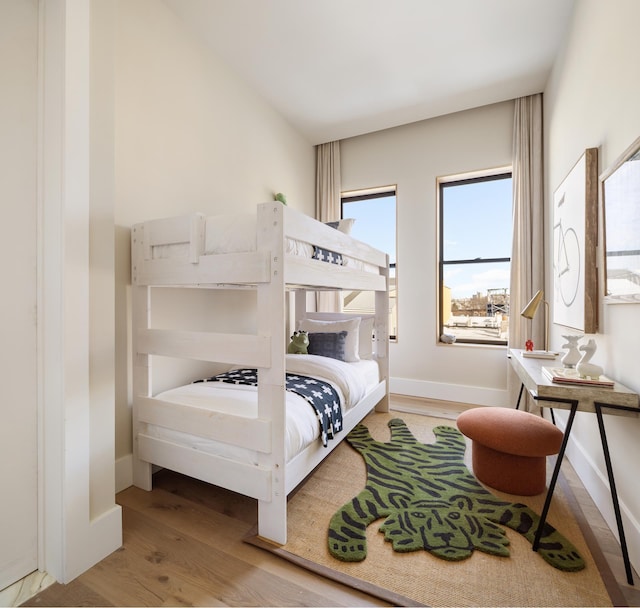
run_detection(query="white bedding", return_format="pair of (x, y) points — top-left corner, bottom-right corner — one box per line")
(151, 213), (377, 273)
(144, 355), (379, 465)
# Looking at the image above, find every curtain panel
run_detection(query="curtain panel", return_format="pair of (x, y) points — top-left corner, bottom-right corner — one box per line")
(315, 141), (342, 311)
(509, 94), (544, 408)
(510, 94), (544, 351)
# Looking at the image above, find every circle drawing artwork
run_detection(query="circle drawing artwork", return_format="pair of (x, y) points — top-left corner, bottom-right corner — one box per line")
(551, 150), (598, 333)
(553, 221), (581, 308)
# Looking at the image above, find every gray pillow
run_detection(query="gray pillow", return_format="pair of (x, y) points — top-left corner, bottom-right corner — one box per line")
(307, 331), (348, 361)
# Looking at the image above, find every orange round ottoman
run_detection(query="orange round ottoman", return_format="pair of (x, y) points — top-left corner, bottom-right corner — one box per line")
(457, 407), (563, 496)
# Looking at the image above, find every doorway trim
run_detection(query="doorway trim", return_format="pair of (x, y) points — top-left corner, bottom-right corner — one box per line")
(37, 0), (121, 583)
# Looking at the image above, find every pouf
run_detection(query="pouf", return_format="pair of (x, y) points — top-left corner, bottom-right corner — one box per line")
(457, 407), (563, 496)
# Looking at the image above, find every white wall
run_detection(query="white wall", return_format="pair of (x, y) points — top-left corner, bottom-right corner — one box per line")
(0, 0), (38, 588)
(90, 0), (117, 522)
(341, 101), (515, 408)
(544, 0), (640, 574)
(113, 0), (316, 469)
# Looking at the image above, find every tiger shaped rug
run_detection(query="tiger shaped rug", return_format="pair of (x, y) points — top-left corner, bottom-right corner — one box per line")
(328, 418), (584, 572)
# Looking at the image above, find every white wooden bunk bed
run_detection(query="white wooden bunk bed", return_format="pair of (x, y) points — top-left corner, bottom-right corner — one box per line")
(131, 202), (390, 544)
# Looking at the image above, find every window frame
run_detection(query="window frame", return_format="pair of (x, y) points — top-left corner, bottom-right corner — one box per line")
(341, 187), (397, 341)
(437, 169), (512, 346)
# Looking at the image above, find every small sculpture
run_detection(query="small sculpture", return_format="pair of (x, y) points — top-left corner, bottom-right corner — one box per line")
(525, 339), (534, 352)
(274, 192), (287, 205)
(576, 339), (603, 380)
(561, 335), (583, 369)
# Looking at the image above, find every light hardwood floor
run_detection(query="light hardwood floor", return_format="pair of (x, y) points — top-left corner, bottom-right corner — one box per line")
(21, 397), (640, 607)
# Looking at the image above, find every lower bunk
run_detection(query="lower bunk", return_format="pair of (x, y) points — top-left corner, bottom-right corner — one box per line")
(133, 352), (388, 544)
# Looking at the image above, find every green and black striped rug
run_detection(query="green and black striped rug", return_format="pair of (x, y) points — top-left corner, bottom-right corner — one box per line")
(328, 418), (584, 572)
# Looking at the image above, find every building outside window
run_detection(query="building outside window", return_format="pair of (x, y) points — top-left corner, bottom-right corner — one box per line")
(438, 171), (512, 345)
(341, 188), (397, 340)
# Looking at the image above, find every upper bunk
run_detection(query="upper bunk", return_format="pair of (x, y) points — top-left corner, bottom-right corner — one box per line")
(131, 202), (388, 293)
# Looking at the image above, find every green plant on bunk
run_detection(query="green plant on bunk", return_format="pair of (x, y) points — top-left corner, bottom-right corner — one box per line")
(274, 192), (287, 205)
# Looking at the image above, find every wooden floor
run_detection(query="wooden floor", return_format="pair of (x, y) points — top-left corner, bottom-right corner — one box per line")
(21, 397), (640, 607)
(561, 458), (640, 607)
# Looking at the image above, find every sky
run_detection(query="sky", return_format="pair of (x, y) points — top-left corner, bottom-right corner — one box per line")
(442, 177), (512, 299)
(343, 196), (396, 265)
(342, 178), (512, 299)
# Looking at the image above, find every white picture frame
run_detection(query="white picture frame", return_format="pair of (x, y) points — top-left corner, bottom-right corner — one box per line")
(552, 148), (598, 333)
(600, 135), (640, 304)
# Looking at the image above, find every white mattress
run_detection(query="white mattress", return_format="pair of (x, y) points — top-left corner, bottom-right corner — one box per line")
(143, 355), (380, 465)
(151, 213), (377, 273)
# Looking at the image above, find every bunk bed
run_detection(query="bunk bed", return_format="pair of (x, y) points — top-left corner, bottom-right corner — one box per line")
(131, 202), (390, 544)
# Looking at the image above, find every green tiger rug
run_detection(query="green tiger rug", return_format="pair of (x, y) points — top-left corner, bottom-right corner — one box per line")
(328, 418), (584, 572)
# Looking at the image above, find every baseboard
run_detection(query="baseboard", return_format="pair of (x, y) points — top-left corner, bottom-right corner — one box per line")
(555, 412), (640, 577)
(390, 377), (509, 408)
(115, 453), (133, 494)
(63, 504), (122, 584)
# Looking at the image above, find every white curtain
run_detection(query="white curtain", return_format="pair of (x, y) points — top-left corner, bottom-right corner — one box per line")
(315, 141), (341, 311)
(315, 141), (341, 222)
(510, 94), (545, 349)
(509, 94), (544, 408)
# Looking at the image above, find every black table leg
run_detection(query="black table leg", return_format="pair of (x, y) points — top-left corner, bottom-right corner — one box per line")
(595, 403), (634, 586)
(515, 383), (524, 409)
(533, 401), (578, 551)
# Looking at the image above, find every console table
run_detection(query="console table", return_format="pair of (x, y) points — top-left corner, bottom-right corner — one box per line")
(509, 348), (640, 585)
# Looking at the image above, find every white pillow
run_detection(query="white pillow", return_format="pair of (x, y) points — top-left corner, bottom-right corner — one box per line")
(297, 317), (361, 362)
(324, 218), (356, 235)
(357, 317), (375, 359)
(336, 218), (355, 235)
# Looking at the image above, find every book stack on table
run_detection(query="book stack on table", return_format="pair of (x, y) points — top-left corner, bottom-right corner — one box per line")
(542, 367), (615, 388)
(521, 350), (558, 359)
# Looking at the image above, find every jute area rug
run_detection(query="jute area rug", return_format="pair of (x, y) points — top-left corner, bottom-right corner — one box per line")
(247, 411), (614, 607)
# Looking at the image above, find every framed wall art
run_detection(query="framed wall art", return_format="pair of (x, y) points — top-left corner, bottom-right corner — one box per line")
(600, 135), (640, 303)
(552, 147), (598, 333)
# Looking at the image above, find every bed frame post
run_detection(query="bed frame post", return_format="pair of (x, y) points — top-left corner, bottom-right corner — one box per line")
(131, 227), (153, 490)
(294, 289), (307, 328)
(375, 254), (390, 412)
(256, 202), (287, 544)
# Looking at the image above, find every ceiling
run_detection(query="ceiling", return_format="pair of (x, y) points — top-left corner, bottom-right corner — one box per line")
(163, 0), (575, 145)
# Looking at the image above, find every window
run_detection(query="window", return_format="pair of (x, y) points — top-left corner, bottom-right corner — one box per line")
(341, 189), (397, 340)
(438, 171), (512, 345)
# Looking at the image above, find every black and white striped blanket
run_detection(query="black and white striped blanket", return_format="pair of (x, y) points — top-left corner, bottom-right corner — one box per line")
(195, 368), (343, 447)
